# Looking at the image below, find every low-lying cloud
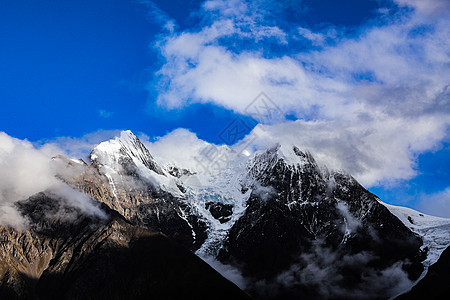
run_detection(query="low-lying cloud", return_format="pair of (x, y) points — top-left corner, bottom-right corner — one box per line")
(251, 182), (277, 202)
(252, 240), (414, 299)
(0, 132), (106, 230)
(0, 132), (57, 229)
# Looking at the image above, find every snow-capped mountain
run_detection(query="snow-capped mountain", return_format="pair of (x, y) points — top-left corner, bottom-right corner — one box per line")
(91, 130), (163, 174)
(85, 131), (450, 298)
(0, 192), (250, 299)
(379, 201), (450, 268)
(86, 131), (208, 250)
(83, 131), (450, 298)
(0, 130), (448, 299)
(91, 130), (183, 196)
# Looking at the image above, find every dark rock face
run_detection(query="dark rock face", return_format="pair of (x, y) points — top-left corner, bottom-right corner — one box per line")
(0, 132), (437, 300)
(0, 193), (251, 300)
(219, 146), (425, 299)
(206, 202), (233, 223)
(165, 165), (195, 178)
(396, 246), (450, 300)
(56, 154), (208, 252)
(36, 220), (248, 300)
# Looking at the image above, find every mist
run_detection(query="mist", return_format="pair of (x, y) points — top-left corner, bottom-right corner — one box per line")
(0, 132), (105, 230)
(249, 239), (414, 299)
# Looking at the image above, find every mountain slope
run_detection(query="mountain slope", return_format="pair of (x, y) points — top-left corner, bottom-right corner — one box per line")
(395, 246), (450, 300)
(213, 145), (425, 299)
(380, 201), (450, 267)
(82, 132), (441, 299)
(56, 133), (209, 251)
(91, 130), (164, 176)
(0, 192), (251, 300)
(1, 130), (447, 300)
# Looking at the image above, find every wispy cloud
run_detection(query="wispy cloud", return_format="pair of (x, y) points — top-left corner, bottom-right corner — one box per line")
(98, 109), (114, 119)
(395, 0), (450, 16)
(43, 129), (121, 160)
(139, 0), (177, 34)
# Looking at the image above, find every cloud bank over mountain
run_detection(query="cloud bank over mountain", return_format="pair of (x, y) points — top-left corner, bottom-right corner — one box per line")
(149, 0), (449, 188)
(0, 132), (106, 229)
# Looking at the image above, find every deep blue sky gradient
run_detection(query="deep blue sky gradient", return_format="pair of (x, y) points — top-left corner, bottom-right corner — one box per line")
(0, 0), (383, 142)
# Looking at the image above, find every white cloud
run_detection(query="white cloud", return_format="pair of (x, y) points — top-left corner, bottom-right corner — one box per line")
(418, 187), (450, 218)
(150, 0), (449, 188)
(297, 27), (326, 46)
(0, 133), (58, 203)
(0, 132), (106, 229)
(395, 0), (450, 16)
(139, 0), (177, 34)
(98, 109), (114, 119)
(255, 240), (414, 299)
(141, 128), (210, 171)
(241, 115), (447, 187)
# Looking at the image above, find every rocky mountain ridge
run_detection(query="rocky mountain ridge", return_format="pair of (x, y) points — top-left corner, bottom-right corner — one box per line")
(0, 191), (250, 299)
(1, 130), (449, 299)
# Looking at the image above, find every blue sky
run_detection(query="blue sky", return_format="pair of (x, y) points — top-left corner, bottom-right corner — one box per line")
(0, 0), (253, 142)
(0, 0), (449, 216)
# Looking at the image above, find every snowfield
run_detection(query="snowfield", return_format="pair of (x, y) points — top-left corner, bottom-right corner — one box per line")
(380, 200), (450, 267)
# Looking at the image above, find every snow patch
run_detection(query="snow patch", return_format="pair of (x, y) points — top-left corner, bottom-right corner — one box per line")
(379, 200), (450, 267)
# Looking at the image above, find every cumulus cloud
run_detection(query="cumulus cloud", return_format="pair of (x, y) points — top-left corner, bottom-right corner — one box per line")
(0, 132), (58, 201)
(141, 128), (210, 170)
(45, 184), (107, 220)
(297, 27), (327, 46)
(0, 132), (106, 229)
(149, 0), (449, 189)
(239, 118), (447, 186)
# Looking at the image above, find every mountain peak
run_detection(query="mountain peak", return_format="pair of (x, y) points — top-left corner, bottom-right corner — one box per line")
(119, 129), (137, 140)
(91, 130), (164, 175)
(252, 143), (320, 171)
